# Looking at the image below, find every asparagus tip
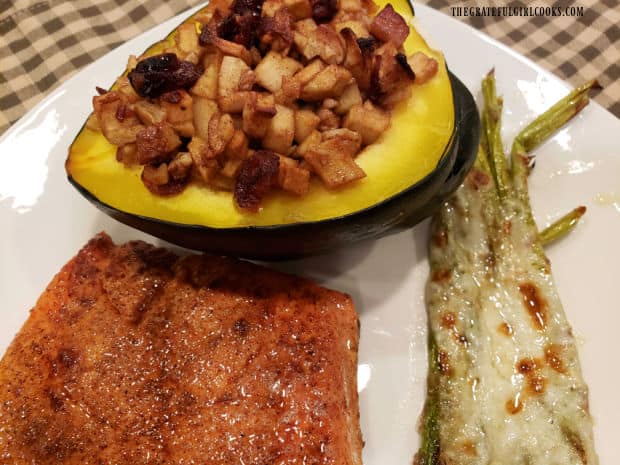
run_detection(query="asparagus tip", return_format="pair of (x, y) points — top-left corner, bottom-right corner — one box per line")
(486, 68), (495, 78)
(575, 97), (590, 114)
(539, 205), (587, 245)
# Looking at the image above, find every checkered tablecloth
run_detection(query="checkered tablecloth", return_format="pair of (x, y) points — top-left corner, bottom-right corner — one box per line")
(0, 0), (618, 134)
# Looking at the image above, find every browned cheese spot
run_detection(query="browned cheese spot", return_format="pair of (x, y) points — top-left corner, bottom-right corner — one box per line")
(528, 374), (546, 395)
(516, 357), (539, 374)
(518, 282), (547, 330)
(460, 440), (477, 456)
(437, 350), (452, 375)
(563, 427), (588, 464)
(468, 169), (490, 190)
(502, 220), (512, 235)
(433, 229), (447, 248)
(432, 269), (452, 283)
(441, 313), (455, 329)
(440, 312), (467, 345)
(505, 396), (523, 415)
(516, 357), (546, 396)
(545, 344), (567, 374)
(498, 322), (513, 336)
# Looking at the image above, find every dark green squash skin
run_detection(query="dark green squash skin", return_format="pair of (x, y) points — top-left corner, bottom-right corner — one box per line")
(68, 71), (479, 260)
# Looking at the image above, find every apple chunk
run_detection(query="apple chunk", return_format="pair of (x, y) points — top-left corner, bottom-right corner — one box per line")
(263, 105), (295, 154)
(255, 51), (303, 93)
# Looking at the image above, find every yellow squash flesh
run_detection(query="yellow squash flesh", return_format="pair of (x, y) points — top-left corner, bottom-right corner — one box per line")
(67, 0), (454, 228)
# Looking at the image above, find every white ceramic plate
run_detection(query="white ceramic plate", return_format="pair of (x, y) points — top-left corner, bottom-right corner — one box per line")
(1, 3), (618, 463)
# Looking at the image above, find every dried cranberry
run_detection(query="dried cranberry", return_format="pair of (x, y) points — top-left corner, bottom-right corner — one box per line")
(311, 0), (337, 23)
(231, 0), (263, 15)
(236, 13), (262, 48)
(128, 53), (201, 98)
(217, 12), (261, 48)
(199, 24), (215, 46)
(217, 14), (239, 41)
(234, 151), (280, 211)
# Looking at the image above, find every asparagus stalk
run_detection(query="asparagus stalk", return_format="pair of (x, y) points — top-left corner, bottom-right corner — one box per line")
(510, 80), (599, 202)
(419, 75), (598, 465)
(482, 70), (511, 198)
(540, 206), (587, 245)
(512, 80), (599, 157)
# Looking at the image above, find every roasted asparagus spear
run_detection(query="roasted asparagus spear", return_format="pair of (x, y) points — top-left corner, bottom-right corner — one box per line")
(418, 75), (598, 465)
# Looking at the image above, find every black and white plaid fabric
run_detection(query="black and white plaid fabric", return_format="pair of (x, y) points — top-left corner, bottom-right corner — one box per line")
(1, 0), (618, 134)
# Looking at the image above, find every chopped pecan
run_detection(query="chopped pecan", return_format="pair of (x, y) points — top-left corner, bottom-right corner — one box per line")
(92, 91), (144, 146)
(217, 11), (262, 49)
(142, 163), (170, 186)
(116, 144), (138, 166)
(168, 152), (194, 180)
(136, 123), (182, 165)
(259, 8), (294, 52)
(142, 164), (188, 195)
(188, 137), (218, 182)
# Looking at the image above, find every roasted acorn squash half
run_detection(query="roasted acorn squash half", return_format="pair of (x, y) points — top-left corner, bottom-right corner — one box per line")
(66, 0), (480, 259)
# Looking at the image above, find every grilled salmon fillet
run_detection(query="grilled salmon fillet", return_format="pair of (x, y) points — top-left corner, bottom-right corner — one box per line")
(0, 233), (362, 465)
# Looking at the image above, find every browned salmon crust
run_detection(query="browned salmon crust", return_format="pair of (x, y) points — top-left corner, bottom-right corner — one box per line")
(0, 233), (362, 465)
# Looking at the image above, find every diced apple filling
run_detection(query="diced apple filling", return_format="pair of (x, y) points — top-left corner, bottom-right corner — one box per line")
(92, 0), (439, 207)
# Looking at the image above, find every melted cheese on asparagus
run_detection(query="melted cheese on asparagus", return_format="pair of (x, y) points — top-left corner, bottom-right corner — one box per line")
(422, 159), (597, 465)
(426, 174), (596, 464)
